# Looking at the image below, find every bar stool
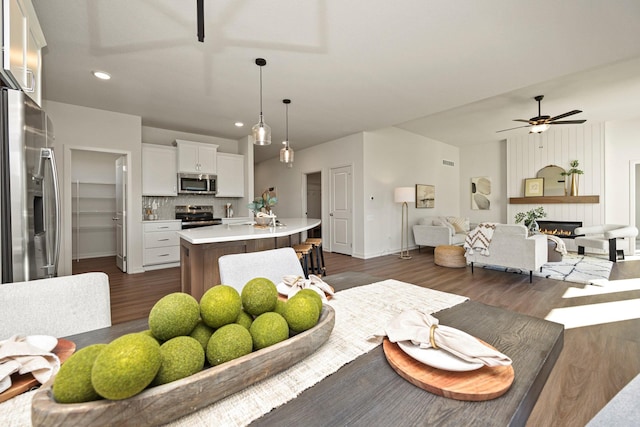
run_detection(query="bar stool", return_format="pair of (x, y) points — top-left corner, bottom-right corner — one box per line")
(292, 243), (314, 278)
(304, 237), (325, 276)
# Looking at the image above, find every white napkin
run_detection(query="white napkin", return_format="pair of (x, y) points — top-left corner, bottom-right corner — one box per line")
(0, 335), (60, 393)
(372, 309), (512, 367)
(279, 274), (335, 301)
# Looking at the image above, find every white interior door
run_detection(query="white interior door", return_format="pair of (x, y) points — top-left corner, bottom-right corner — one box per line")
(330, 165), (352, 255)
(115, 156), (127, 272)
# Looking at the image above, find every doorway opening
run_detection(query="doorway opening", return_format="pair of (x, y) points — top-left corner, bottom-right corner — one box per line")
(305, 171), (322, 238)
(69, 148), (129, 273)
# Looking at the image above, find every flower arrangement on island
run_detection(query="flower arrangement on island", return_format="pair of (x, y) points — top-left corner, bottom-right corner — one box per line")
(248, 189), (278, 214)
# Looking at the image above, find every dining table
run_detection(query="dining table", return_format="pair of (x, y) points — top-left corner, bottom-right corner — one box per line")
(9, 271), (563, 427)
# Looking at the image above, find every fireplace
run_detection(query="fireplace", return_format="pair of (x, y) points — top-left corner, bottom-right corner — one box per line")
(537, 220), (583, 239)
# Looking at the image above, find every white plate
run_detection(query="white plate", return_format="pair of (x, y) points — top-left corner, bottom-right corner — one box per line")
(26, 335), (58, 352)
(397, 340), (483, 372)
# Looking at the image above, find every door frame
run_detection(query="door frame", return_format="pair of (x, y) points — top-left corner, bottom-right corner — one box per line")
(61, 145), (132, 275)
(301, 170), (322, 237)
(629, 160), (640, 255)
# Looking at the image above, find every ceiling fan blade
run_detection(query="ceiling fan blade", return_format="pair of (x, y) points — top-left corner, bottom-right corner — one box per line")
(549, 119), (587, 125)
(548, 110), (582, 121)
(513, 119), (532, 123)
(496, 125), (530, 133)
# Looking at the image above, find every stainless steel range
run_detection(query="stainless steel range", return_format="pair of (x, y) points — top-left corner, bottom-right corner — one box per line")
(175, 205), (222, 229)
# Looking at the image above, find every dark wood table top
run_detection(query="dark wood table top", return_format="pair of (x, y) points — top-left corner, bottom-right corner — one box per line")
(65, 271), (564, 427)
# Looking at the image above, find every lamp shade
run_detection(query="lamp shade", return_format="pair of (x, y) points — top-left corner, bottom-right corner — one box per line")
(394, 187), (415, 203)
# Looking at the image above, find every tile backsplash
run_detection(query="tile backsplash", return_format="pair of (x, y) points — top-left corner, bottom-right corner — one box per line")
(142, 195), (248, 220)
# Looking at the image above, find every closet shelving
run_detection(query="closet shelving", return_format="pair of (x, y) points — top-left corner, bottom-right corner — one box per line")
(72, 181), (117, 261)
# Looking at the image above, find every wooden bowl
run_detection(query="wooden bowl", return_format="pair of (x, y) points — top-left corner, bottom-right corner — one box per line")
(31, 305), (335, 427)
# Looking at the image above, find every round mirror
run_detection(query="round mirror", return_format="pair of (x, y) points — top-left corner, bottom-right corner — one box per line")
(536, 165), (566, 196)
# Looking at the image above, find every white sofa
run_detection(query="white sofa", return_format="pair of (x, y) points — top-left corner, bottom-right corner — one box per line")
(465, 224), (548, 283)
(412, 216), (470, 249)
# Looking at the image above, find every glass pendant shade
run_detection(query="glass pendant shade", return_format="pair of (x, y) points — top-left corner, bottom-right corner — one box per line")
(280, 98), (294, 166)
(252, 116), (271, 145)
(253, 58), (271, 145)
(280, 144), (294, 164)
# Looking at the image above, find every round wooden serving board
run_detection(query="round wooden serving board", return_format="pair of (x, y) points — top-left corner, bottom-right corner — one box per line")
(383, 338), (514, 401)
(0, 338), (76, 403)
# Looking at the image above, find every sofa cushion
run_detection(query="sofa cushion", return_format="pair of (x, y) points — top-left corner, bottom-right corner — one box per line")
(433, 218), (455, 236)
(447, 217), (470, 234)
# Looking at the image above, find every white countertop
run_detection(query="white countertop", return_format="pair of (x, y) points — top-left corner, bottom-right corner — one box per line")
(176, 218), (321, 244)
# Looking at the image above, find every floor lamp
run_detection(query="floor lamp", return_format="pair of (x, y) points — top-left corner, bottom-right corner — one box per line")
(394, 187), (415, 260)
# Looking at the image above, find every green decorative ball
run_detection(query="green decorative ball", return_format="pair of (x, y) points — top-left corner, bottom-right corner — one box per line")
(206, 324), (253, 366)
(148, 292), (200, 341)
(52, 344), (107, 403)
(241, 277), (278, 316)
(250, 312), (289, 350)
(200, 285), (242, 329)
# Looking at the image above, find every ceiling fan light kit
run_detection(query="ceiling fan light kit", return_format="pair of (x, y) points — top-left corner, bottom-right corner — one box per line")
(252, 58), (272, 146)
(497, 95), (586, 134)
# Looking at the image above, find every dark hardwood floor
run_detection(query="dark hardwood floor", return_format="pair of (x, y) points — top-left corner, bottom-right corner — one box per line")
(73, 250), (640, 427)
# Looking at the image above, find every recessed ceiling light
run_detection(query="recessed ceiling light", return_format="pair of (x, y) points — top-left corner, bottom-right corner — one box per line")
(234, 122), (244, 127)
(92, 71), (111, 80)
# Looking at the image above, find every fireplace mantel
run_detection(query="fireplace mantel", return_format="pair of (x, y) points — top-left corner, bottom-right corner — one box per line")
(508, 195), (600, 204)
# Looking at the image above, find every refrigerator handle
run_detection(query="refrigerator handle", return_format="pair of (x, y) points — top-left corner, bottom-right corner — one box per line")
(40, 148), (61, 277)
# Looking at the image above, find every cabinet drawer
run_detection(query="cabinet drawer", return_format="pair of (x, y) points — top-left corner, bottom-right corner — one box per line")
(144, 231), (179, 249)
(144, 246), (180, 265)
(143, 221), (181, 232)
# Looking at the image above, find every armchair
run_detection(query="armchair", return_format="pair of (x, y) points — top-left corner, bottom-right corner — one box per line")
(574, 224), (639, 262)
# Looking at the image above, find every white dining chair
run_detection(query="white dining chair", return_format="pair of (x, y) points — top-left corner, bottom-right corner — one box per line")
(218, 247), (305, 293)
(0, 272), (112, 339)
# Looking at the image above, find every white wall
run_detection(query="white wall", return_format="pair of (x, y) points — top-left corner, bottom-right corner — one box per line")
(254, 127), (461, 259)
(506, 123), (605, 230)
(43, 100), (143, 275)
(459, 141), (506, 224)
(254, 133), (365, 255)
(605, 117), (640, 254)
(363, 127), (460, 257)
(142, 126), (238, 154)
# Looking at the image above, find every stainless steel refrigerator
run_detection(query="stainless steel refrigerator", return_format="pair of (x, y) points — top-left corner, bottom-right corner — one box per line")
(0, 87), (60, 283)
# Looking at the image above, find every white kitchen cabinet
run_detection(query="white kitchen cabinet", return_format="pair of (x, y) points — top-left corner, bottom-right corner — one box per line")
(142, 144), (177, 196)
(175, 140), (218, 174)
(143, 220), (181, 270)
(216, 153), (245, 197)
(2, 0), (46, 105)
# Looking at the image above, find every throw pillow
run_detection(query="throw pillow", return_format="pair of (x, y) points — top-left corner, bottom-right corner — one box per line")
(447, 217), (470, 234)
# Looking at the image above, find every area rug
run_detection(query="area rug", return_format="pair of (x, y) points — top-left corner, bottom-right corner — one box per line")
(478, 253), (613, 285)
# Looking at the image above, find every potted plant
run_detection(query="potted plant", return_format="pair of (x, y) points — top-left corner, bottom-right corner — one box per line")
(247, 189), (278, 214)
(560, 160), (584, 196)
(514, 206), (547, 234)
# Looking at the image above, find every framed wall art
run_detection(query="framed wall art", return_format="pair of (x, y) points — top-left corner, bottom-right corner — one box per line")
(471, 176), (491, 210)
(524, 178), (544, 197)
(415, 184), (435, 208)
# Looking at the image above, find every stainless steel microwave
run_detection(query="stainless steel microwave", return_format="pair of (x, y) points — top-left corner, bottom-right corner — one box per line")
(177, 173), (217, 195)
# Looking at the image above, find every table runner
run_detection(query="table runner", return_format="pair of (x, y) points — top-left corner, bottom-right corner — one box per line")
(0, 280), (468, 427)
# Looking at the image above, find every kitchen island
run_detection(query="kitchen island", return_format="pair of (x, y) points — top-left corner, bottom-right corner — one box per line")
(177, 218), (320, 300)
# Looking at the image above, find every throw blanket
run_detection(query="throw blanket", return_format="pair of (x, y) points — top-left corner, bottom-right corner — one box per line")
(464, 223), (497, 255)
(547, 235), (568, 255)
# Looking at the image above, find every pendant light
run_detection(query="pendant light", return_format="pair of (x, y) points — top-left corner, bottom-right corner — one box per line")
(252, 58), (271, 145)
(280, 99), (294, 167)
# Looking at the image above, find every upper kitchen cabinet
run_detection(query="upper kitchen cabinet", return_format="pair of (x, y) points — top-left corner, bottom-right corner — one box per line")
(1, 0), (46, 105)
(142, 144), (177, 196)
(175, 140), (218, 174)
(216, 153), (245, 198)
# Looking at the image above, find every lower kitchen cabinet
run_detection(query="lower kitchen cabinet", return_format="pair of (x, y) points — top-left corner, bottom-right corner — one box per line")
(143, 220), (181, 270)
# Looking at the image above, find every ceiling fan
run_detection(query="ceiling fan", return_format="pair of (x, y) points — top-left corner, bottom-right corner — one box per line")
(497, 95), (586, 133)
